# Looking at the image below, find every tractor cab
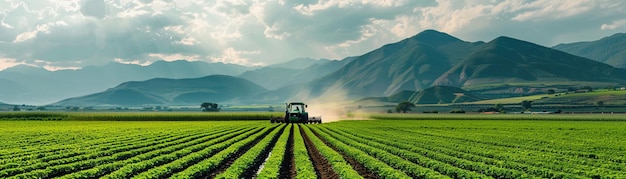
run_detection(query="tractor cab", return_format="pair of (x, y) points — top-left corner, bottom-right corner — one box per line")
(288, 103), (306, 113)
(286, 102), (308, 123)
(270, 102), (321, 124)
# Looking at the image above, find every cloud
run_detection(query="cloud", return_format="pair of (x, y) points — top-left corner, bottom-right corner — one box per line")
(0, 57), (22, 71)
(601, 19), (626, 30)
(210, 47), (262, 66)
(0, 0), (625, 71)
(80, 0), (106, 18)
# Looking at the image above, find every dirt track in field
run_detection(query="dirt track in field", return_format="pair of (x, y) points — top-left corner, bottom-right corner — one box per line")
(279, 124), (296, 178)
(310, 128), (379, 179)
(300, 125), (339, 179)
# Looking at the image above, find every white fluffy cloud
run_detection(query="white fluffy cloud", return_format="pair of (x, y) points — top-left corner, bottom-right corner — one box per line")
(0, 0), (625, 70)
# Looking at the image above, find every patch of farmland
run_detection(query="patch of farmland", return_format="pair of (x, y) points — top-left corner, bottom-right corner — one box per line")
(1, 115), (625, 178)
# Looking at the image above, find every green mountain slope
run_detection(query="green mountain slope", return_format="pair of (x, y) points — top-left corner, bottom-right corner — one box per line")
(434, 36), (626, 87)
(553, 33), (626, 69)
(54, 75), (267, 106)
(313, 30), (481, 98)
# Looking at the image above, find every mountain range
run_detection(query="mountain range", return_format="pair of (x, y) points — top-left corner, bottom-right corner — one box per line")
(553, 33), (626, 69)
(0, 61), (257, 105)
(239, 57), (354, 90)
(3, 29), (626, 107)
(55, 75), (266, 106)
(253, 30), (626, 104)
(434, 36), (626, 87)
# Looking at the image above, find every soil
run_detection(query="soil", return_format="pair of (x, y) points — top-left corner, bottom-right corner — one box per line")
(309, 128), (379, 179)
(299, 125), (339, 179)
(279, 124), (296, 178)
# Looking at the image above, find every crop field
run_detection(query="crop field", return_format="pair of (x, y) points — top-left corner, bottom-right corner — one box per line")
(1, 113), (626, 178)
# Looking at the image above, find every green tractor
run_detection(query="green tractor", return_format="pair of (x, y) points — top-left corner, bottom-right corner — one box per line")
(271, 102), (322, 124)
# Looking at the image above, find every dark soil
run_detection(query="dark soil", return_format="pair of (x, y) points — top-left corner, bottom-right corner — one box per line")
(279, 124), (296, 178)
(300, 125), (339, 179)
(309, 128), (379, 179)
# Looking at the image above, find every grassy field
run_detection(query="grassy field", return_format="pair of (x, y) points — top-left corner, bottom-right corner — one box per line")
(1, 113), (625, 178)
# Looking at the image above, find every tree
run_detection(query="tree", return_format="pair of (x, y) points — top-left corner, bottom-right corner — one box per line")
(581, 86), (593, 92)
(494, 103), (504, 111)
(521, 100), (532, 111)
(449, 109), (466, 113)
(547, 89), (556, 94)
(201, 102), (220, 112)
(395, 101), (414, 113)
(567, 87), (577, 92)
(12, 105), (20, 111)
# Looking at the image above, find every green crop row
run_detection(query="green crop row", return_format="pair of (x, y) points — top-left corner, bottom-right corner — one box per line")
(308, 126), (411, 178)
(215, 125), (286, 178)
(313, 126), (450, 179)
(292, 124), (316, 179)
(131, 126), (273, 179)
(168, 126), (278, 178)
(0, 121), (264, 177)
(322, 119), (626, 178)
(255, 124), (291, 178)
(369, 128), (587, 178)
(412, 131), (625, 178)
(299, 125), (362, 179)
(2, 130), (202, 178)
(0, 121), (207, 159)
(324, 127), (527, 179)
(59, 127), (251, 179)
(398, 126), (626, 177)
(2, 131), (177, 166)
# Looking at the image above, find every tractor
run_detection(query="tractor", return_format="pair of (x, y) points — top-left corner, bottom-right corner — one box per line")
(270, 102), (322, 124)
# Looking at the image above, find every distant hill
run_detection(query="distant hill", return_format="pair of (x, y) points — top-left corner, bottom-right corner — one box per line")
(553, 33), (626, 69)
(54, 75), (267, 106)
(0, 60), (256, 105)
(434, 36), (626, 87)
(240, 57), (354, 90)
(409, 86), (483, 104)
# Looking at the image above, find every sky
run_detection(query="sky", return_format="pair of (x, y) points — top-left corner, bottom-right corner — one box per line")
(0, 0), (625, 71)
